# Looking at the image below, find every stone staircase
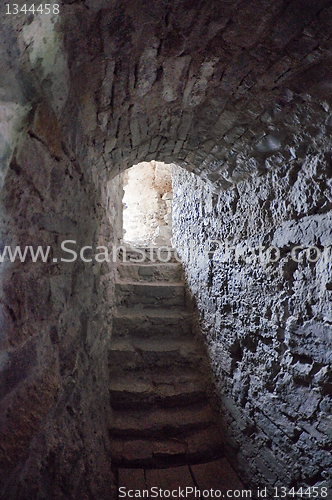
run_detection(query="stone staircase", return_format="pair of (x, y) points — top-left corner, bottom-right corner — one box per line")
(108, 248), (225, 468)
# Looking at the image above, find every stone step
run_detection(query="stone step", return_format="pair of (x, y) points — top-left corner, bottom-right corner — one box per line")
(109, 373), (207, 409)
(115, 282), (186, 308)
(117, 246), (179, 264)
(109, 404), (216, 438)
(113, 308), (193, 339)
(110, 259), (225, 471)
(110, 425), (225, 467)
(108, 338), (205, 374)
(117, 262), (183, 283)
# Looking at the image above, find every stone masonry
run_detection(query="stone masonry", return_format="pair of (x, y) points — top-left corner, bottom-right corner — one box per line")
(0, 0), (332, 498)
(172, 159), (332, 494)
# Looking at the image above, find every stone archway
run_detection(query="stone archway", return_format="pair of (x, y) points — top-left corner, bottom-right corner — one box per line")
(122, 161), (173, 246)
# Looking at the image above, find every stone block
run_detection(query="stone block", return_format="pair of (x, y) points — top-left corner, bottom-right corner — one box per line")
(29, 102), (63, 158)
(130, 117), (141, 148)
(317, 415), (332, 440)
(0, 369), (59, 470)
(271, 0), (328, 48)
(178, 114), (193, 141)
(253, 456), (277, 484)
(0, 341), (36, 400)
(259, 447), (292, 483)
(255, 412), (289, 448)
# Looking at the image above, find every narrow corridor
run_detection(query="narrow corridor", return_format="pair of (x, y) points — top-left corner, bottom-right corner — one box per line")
(110, 248), (244, 495)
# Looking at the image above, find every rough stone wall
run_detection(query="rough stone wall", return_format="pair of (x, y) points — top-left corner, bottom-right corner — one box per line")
(0, 100), (123, 499)
(0, 6), (123, 498)
(172, 158), (332, 495)
(1, 0), (332, 497)
(0, 8), (123, 495)
(58, 0), (332, 189)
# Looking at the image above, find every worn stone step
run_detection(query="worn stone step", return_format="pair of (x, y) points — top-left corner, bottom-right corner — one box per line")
(115, 282), (186, 308)
(110, 366), (206, 387)
(109, 363), (209, 387)
(109, 374), (207, 409)
(109, 404), (216, 438)
(110, 425), (225, 467)
(113, 308), (193, 339)
(108, 338), (205, 373)
(117, 262), (183, 283)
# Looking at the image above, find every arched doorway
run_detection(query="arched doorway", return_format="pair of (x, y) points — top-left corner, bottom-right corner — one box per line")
(122, 161), (173, 247)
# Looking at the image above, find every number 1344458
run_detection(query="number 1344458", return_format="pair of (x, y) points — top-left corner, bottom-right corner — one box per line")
(6, 4), (60, 14)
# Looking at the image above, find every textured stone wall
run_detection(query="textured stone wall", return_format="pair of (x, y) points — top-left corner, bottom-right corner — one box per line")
(58, 0), (332, 187)
(1, 0), (332, 497)
(0, 6), (126, 497)
(0, 11), (124, 492)
(172, 157), (332, 494)
(0, 99), (123, 499)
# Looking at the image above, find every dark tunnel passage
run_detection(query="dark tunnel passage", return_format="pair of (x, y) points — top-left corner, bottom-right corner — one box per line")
(0, 1), (332, 498)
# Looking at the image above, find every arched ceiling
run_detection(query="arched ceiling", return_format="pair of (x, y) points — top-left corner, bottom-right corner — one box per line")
(2, 0), (332, 191)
